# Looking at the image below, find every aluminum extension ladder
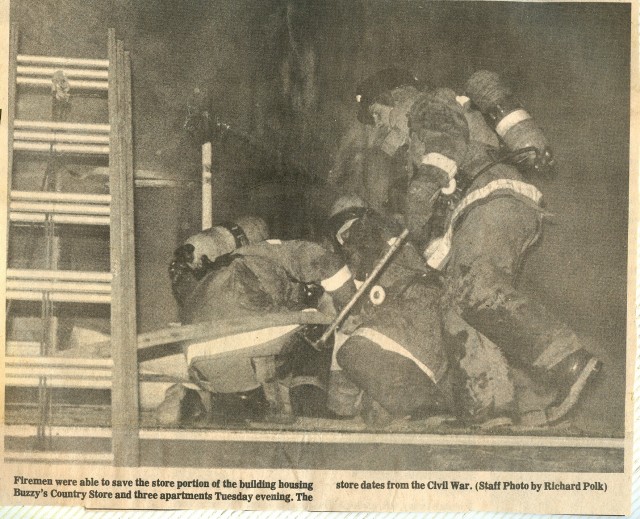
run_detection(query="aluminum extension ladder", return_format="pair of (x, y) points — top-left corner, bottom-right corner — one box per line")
(4, 25), (139, 466)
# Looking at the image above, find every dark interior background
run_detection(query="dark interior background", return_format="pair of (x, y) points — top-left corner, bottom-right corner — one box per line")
(9, 0), (630, 435)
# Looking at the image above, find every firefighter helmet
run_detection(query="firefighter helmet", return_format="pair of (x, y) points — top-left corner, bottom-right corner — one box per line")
(356, 68), (420, 125)
(327, 196), (368, 246)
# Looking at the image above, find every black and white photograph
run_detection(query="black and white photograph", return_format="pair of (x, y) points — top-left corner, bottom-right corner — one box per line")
(1, 0), (635, 515)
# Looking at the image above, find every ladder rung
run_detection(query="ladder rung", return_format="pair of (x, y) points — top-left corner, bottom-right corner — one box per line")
(17, 65), (108, 80)
(17, 76), (108, 91)
(6, 366), (111, 380)
(5, 451), (114, 465)
(15, 119), (110, 133)
(5, 356), (113, 369)
(6, 424), (112, 439)
(7, 268), (112, 282)
(17, 54), (109, 69)
(6, 290), (111, 304)
(10, 212), (110, 226)
(10, 200), (110, 216)
(15, 130), (110, 145)
(5, 362), (182, 389)
(134, 178), (191, 188)
(14, 141), (109, 155)
(7, 280), (111, 294)
(11, 191), (111, 204)
(6, 341), (42, 356)
(5, 376), (112, 390)
(6, 355), (112, 389)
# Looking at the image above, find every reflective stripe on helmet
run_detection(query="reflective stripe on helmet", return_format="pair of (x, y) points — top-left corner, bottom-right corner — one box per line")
(336, 218), (359, 245)
(327, 206), (369, 246)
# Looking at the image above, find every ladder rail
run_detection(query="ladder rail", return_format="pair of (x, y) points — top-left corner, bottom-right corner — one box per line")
(108, 30), (140, 467)
(15, 130), (110, 145)
(6, 25), (18, 262)
(6, 279), (111, 294)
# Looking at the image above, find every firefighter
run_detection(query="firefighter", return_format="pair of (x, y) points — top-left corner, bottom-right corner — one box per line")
(324, 196), (454, 425)
(163, 222), (357, 425)
(328, 68), (424, 216)
(169, 216), (269, 309)
(405, 85), (601, 425)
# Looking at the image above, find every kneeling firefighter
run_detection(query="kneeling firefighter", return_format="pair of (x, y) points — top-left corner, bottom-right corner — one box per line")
(166, 217), (357, 424)
(405, 85), (601, 425)
(324, 196), (454, 425)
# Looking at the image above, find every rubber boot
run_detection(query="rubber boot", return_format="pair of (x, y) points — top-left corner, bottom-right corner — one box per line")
(521, 350), (602, 426)
(288, 375), (330, 417)
(362, 393), (396, 428)
(212, 388), (267, 424)
(252, 355), (295, 424)
(155, 384), (206, 426)
(326, 370), (363, 418)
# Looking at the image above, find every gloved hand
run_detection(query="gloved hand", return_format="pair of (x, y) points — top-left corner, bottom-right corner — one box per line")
(404, 88), (471, 244)
(340, 314), (363, 335)
(168, 245), (199, 307)
(408, 88), (469, 179)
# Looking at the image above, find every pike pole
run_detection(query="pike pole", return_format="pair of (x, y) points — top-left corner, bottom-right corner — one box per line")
(312, 228), (410, 350)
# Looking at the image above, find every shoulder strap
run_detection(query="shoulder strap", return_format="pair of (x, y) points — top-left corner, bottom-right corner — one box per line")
(219, 221), (249, 248)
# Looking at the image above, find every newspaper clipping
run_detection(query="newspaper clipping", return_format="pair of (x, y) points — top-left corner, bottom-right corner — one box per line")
(0, 0), (636, 515)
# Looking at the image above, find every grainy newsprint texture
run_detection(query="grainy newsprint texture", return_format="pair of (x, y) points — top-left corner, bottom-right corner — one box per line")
(0, 0), (636, 515)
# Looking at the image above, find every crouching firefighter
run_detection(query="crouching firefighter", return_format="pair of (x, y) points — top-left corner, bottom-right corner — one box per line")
(169, 215), (269, 309)
(323, 196), (455, 425)
(405, 86), (601, 426)
(165, 218), (357, 425)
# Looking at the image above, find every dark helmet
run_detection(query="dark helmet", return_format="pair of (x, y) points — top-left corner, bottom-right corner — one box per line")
(325, 195), (368, 247)
(355, 68), (420, 125)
